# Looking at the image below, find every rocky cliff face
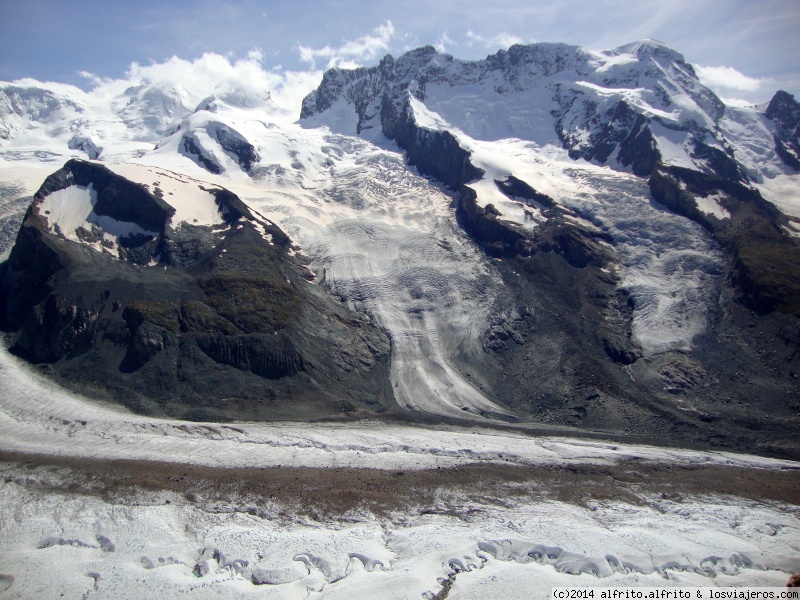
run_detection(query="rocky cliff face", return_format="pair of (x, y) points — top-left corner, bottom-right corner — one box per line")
(0, 159), (394, 421)
(765, 90), (800, 170)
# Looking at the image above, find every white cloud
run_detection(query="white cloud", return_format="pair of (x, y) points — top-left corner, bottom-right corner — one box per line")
(466, 30), (525, 50)
(297, 21), (396, 69)
(694, 64), (766, 92)
(76, 50), (320, 116)
(434, 32), (455, 54)
(77, 70), (107, 88)
(11, 77), (89, 100)
(719, 96), (757, 108)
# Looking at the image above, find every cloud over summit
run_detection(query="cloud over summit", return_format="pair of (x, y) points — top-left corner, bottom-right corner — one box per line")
(695, 64), (768, 93)
(298, 21), (396, 70)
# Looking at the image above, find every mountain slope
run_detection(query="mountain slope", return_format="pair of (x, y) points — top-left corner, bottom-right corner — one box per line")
(299, 41), (800, 454)
(0, 41), (799, 455)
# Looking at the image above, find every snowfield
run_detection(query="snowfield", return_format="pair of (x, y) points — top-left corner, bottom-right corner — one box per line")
(105, 163), (225, 228)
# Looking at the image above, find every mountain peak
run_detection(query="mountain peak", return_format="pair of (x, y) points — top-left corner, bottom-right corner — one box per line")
(766, 89), (800, 125)
(613, 39), (685, 62)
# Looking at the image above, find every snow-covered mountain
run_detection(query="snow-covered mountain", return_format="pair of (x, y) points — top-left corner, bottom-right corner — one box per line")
(301, 41), (800, 454)
(1, 39), (800, 599)
(303, 42), (728, 173)
(1, 40), (799, 455)
(301, 41), (799, 232)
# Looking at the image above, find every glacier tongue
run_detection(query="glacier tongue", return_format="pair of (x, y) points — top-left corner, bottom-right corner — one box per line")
(311, 217), (509, 418)
(578, 168), (725, 355)
(239, 129), (512, 419)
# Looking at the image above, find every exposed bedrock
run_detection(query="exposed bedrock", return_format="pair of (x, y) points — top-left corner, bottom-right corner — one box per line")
(179, 122), (259, 175)
(0, 160), (394, 421)
(381, 95), (484, 190)
(765, 90), (800, 170)
(494, 175), (558, 209)
(558, 101), (660, 178)
(194, 334), (304, 380)
(214, 124), (259, 172)
(181, 133), (223, 174)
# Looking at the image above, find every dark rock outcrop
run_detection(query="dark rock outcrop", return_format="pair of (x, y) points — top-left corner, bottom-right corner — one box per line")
(765, 90), (800, 170)
(557, 101), (660, 178)
(456, 187), (528, 258)
(379, 93), (483, 190)
(0, 160), (394, 421)
(194, 334), (304, 380)
(180, 122), (259, 174)
(495, 176), (557, 209)
(214, 124), (259, 172)
(181, 133), (223, 174)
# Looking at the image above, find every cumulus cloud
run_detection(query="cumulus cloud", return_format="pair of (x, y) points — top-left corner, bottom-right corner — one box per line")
(718, 97), (757, 107)
(298, 21), (396, 69)
(76, 50), (321, 116)
(466, 30), (525, 50)
(434, 32), (455, 54)
(694, 64), (767, 92)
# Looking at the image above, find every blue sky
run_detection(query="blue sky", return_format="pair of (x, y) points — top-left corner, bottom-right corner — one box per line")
(2, 0), (799, 103)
